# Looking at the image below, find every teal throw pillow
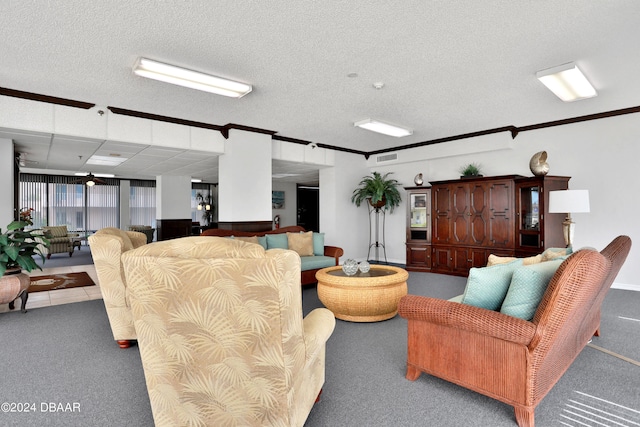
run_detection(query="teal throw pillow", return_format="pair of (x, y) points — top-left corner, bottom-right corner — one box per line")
(461, 259), (523, 311)
(500, 258), (564, 320)
(257, 236), (268, 250)
(312, 232), (325, 256)
(266, 233), (288, 249)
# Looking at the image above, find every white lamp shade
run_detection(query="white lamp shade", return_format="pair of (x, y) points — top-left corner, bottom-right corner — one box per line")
(548, 190), (590, 213)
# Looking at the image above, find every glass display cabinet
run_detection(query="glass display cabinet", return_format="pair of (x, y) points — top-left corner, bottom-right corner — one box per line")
(405, 186), (431, 271)
(514, 176), (570, 256)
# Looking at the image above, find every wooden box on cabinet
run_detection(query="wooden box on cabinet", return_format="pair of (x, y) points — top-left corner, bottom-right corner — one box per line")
(405, 186), (431, 272)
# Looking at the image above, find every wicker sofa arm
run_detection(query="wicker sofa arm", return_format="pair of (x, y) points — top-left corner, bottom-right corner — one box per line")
(398, 295), (536, 345)
(323, 246), (343, 263)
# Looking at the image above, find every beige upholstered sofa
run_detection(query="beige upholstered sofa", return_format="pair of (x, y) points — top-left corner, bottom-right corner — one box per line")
(398, 236), (631, 427)
(41, 225), (78, 259)
(88, 227), (147, 348)
(122, 236), (336, 427)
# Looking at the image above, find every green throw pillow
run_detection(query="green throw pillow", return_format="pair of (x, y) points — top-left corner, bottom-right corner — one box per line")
(500, 258), (565, 320)
(266, 233), (288, 249)
(461, 259), (523, 311)
(312, 232), (325, 256)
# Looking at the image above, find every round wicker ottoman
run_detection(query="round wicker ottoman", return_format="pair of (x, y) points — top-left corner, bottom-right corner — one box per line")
(315, 265), (408, 322)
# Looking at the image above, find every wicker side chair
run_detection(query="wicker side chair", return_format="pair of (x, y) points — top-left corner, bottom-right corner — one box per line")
(398, 235), (631, 427)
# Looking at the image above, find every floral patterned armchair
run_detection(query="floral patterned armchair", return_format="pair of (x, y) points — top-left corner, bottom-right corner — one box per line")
(88, 227), (147, 348)
(122, 236), (336, 427)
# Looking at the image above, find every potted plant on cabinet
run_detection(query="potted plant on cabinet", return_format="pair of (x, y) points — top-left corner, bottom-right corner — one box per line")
(459, 162), (483, 178)
(351, 171), (402, 213)
(0, 220), (49, 312)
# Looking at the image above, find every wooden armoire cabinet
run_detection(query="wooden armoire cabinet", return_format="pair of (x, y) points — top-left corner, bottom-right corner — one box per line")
(404, 186), (432, 272)
(427, 174), (569, 276)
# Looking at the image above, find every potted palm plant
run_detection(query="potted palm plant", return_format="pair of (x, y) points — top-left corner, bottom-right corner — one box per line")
(1, 220), (49, 276)
(0, 220), (49, 312)
(351, 171), (402, 213)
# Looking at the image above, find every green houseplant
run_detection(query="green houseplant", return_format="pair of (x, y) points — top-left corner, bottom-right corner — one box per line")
(459, 162), (483, 178)
(0, 220), (49, 276)
(351, 171), (402, 213)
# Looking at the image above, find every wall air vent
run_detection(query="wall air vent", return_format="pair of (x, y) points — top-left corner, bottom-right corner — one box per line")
(376, 153), (398, 163)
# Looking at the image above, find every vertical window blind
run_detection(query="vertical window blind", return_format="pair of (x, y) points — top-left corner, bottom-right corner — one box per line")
(130, 180), (156, 227)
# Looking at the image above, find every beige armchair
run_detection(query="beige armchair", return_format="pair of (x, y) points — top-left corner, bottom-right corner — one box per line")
(398, 236), (631, 427)
(41, 225), (78, 258)
(128, 225), (155, 243)
(122, 236), (336, 427)
(88, 227), (147, 348)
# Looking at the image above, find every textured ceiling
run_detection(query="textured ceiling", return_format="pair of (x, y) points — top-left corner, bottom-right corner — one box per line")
(2, 1), (640, 183)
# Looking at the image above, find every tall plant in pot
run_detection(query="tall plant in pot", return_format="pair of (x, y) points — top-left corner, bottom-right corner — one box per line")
(351, 171), (402, 212)
(0, 221), (49, 312)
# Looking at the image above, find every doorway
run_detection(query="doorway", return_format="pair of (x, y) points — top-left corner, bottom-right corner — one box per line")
(296, 185), (319, 232)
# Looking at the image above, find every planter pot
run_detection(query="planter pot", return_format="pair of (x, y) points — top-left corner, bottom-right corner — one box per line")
(0, 268), (30, 312)
(368, 197), (387, 209)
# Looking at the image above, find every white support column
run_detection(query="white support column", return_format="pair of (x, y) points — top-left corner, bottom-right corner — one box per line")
(0, 138), (15, 226)
(218, 129), (272, 228)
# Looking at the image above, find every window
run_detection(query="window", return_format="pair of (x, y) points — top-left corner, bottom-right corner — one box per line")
(130, 180), (156, 228)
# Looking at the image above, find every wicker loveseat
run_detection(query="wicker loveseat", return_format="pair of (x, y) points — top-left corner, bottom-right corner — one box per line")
(398, 235), (631, 427)
(202, 226), (343, 285)
(41, 225), (78, 258)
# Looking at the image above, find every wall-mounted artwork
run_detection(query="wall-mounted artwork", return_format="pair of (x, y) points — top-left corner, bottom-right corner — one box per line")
(272, 191), (285, 209)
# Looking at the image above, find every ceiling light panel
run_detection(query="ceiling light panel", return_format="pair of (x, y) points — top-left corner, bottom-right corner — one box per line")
(354, 119), (413, 137)
(133, 57), (252, 98)
(536, 62), (597, 102)
(86, 155), (128, 166)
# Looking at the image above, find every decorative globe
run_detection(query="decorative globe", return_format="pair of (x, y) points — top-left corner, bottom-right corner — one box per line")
(342, 259), (358, 276)
(358, 261), (371, 273)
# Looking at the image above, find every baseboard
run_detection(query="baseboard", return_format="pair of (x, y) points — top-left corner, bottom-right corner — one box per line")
(612, 282), (640, 292)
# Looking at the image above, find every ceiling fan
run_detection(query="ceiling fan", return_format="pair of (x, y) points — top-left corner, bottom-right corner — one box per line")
(72, 172), (107, 187)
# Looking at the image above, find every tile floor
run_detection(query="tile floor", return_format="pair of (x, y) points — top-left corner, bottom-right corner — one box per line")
(0, 264), (101, 314)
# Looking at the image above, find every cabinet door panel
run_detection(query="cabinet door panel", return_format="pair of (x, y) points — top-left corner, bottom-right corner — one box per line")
(452, 184), (470, 244)
(432, 186), (451, 244)
(452, 247), (472, 274)
(406, 244), (431, 269)
(433, 246), (453, 272)
(487, 180), (513, 247)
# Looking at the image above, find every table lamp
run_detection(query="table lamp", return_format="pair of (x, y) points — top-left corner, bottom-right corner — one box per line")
(548, 189), (590, 247)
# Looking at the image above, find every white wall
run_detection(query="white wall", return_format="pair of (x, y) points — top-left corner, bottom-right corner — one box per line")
(272, 181), (297, 228)
(0, 138), (15, 226)
(345, 113), (640, 289)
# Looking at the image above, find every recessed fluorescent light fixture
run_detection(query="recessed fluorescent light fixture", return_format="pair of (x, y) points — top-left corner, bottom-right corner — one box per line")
(354, 119), (413, 137)
(536, 62), (597, 102)
(86, 155), (128, 166)
(133, 57), (252, 98)
(190, 178), (202, 183)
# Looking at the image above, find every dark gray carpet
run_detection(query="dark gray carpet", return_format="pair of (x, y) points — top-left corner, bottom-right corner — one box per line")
(1, 271), (638, 427)
(35, 246), (94, 269)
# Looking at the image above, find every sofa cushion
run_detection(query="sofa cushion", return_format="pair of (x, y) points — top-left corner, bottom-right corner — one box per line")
(313, 232), (325, 256)
(287, 231), (314, 256)
(487, 253), (542, 267)
(300, 255), (336, 271)
(266, 233), (288, 249)
(541, 247), (572, 262)
(500, 258), (565, 320)
(461, 259), (523, 310)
